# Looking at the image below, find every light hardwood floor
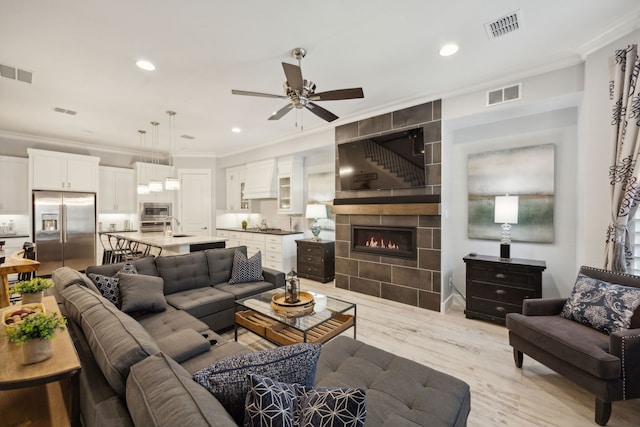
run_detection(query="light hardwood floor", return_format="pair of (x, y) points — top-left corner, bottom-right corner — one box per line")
(226, 278), (640, 427)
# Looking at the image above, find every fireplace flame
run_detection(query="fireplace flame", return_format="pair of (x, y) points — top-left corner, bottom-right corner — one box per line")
(364, 236), (399, 249)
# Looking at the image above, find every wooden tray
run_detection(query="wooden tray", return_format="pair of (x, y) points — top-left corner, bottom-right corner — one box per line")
(271, 291), (315, 317)
(235, 310), (275, 336)
(265, 314), (354, 346)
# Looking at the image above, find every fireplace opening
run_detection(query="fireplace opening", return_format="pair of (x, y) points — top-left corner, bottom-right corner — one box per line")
(351, 225), (417, 259)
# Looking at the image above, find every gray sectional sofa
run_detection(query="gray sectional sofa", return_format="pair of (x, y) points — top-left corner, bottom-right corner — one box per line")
(52, 246), (471, 427)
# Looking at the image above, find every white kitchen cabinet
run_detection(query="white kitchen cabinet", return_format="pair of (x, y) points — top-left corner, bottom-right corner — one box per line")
(29, 148), (99, 192)
(99, 166), (135, 213)
(0, 156), (28, 213)
(226, 166), (250, 212)
(134, 162), (176, 203)
(216, 229), (303, 272)
(277, 156), (304, 214)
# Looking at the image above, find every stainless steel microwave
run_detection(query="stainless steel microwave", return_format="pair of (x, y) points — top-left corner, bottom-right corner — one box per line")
(140, 202), (172, 221)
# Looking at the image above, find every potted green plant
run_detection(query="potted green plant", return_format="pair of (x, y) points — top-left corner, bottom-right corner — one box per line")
(241, 220), (248, 230)
(12, 277), (53, 304)
(4, 312), (67, 364)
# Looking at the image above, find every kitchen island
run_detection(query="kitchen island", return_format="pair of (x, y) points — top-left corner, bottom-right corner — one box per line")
(101, 231), (227, 257)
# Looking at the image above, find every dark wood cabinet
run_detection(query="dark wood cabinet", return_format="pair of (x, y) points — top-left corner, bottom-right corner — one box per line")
(296, 239), (335, 283)
(463, 254), (546, 325)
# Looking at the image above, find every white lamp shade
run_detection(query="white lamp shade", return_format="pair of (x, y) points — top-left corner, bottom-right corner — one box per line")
(148, 180), (163, 192)
(165, 177), (180, 190)
(494, 195), (519, 224)
(305, 204), (327, 219)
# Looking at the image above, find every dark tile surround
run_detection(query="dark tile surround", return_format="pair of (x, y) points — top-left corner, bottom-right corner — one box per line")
(334, 100), (442, 312)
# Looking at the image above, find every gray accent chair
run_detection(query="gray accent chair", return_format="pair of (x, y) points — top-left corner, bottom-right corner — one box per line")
(506, 266), (640, 426)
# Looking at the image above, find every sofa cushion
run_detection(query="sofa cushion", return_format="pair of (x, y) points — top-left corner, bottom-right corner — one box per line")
(165, 287), (235, 320)
(135, 305), (210, 338)
(214, 280), (275, 300)
(155, 251), (211, 295)
(506, 313), (620, 379)
(87, 261), (138, 307)
(118, 273), (167, 314)
(244, 373), (366, 427)
(560, 273), (640, 334)
(52, 266), (100, 296)
(206, 246), (245, 285)
(86, 256), (158, 278)
(61, 284), (108, 325)
(229, 249), (264, 284)
(315, 336), (471, 427)
(80, 295), (161, 396)
(155, 329), (210, 363)
(193, 343), (321, 424)
(127, 352), (236, 427)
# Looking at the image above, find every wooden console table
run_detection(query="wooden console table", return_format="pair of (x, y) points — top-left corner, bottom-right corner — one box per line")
(0, 296), (81, 426)
(0, 249), (40, 308)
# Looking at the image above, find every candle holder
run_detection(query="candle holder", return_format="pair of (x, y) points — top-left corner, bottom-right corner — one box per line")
(285, 270), (300, 304)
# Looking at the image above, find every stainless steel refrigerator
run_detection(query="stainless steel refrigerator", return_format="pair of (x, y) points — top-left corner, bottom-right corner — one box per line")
(33, 191), (96, 276)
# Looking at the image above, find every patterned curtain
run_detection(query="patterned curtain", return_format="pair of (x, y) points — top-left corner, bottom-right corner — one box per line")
(604, 44), (640, 272)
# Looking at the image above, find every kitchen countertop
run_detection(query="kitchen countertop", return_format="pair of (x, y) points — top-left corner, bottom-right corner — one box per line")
(101, 231), (227, 249)
(216, 227), (303, 236)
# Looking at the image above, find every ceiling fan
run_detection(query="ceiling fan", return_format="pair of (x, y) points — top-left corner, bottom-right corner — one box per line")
(231, 47), (364, 123)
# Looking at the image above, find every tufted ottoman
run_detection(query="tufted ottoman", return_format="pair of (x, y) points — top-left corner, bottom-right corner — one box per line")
(315, 336), (470, 427)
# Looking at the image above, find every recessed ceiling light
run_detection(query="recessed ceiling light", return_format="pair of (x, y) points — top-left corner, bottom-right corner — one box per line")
(231, 127), (241, 133)
(439, 44), (459, 57)
(136, 59), (156, 71)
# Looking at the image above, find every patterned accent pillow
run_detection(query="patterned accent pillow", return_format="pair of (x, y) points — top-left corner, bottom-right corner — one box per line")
(193, 343), (321, 424)
(244, 374), (367, 427)
(560, 273), (640, 334)
(87, 262), (139, 308)
(229, 249), (264, 284)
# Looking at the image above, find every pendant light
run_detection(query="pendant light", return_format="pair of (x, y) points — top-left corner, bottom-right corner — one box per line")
(148, 121), (163, 192)
(165, 110), (180, 190)
(137, 130), (150, 195)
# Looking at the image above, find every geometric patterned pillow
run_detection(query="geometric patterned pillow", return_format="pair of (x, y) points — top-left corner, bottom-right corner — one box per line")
(229, 249), (264, 284)
(559, 273), (640, 334)
(193, 343), (321, 424)
(244, 373), (366, 427)
(88, 261), (139, 308)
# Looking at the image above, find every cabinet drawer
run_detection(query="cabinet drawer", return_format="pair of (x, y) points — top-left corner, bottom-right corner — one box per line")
(297, 244), (324, 258)
(266, 235), (281, 245)
(266, 243), (282, 254)
(469, 297), (522, 317)
(266, 252), (281, 262)
(265, 260), (283, 271)
(469, 281), (537, 304)
(299, 264), (323, 277)
(468, 265), (538, 289)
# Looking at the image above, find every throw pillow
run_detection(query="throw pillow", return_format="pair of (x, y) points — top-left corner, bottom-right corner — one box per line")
(87, 261), (138, 307)
(193, 343), (321, 424)
(244, 374), (367, 427)
(229, 249), (264, 284)
(560, 273), (640, 334)
(118, 273), (167, 314)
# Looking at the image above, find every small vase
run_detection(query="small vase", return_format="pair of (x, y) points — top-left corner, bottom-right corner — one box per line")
(22, 338), (53, 364)
(22, 291), (43, 304)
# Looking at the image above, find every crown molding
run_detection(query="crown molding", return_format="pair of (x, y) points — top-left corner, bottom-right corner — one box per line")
(577, 10), (640, 59)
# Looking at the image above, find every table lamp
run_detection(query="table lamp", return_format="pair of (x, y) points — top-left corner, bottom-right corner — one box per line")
(305, 204), (327, 241)
(494, 195), (518, 260)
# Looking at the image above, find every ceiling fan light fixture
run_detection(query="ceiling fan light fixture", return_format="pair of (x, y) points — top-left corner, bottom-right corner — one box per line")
(439, 43), (459, 57)
(136, 59), (156, 71)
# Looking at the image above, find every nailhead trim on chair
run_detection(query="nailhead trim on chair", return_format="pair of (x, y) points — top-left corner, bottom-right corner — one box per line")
(621, 334), (640, 400)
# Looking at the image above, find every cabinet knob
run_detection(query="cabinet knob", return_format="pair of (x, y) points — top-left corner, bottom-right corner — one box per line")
(496, 306), (506, 313)
(495, 289), (506, 295)
(495, 273), (507, 279)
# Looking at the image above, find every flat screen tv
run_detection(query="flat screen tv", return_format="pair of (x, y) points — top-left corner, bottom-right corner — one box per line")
(337, 126), (426, 191)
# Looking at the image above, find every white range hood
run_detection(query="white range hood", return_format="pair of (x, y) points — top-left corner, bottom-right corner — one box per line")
(243, 159), (277, 199)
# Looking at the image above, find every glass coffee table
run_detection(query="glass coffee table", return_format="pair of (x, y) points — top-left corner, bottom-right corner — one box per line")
(235, 288), (356, 346)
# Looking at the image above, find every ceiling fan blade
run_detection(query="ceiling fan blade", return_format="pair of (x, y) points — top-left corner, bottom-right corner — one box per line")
(282, 62), (304, 92)
(309, 88), (364, 101)
(306, 102), (339, 122)
(231, 89), (287, 99)
(268, 104), (294, 120)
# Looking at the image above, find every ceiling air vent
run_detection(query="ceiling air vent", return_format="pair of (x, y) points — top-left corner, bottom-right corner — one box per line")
(487, 83), (521, 106)
(0, 63), (33, 83)
(485, 10), (522, 40)
(53, 107), (78, 115)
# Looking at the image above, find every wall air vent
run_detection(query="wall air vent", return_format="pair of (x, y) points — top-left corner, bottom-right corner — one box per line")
(0, 63), (33, 83)
(53, 107), (78, 115)
(485, 10), (522, 40)
(486, 83), (521, 106)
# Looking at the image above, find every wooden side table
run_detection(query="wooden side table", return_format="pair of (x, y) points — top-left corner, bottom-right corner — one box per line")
(463, 254), (546, 325)
(0, 296), (81, 426)
(296, 239), (335, 283)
